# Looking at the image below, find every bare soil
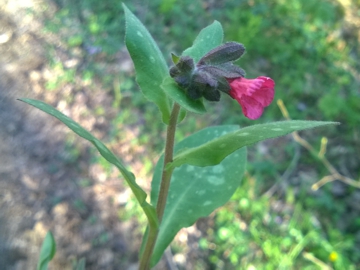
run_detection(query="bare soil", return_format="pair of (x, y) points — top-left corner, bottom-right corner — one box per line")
(0, 1), (143, 269)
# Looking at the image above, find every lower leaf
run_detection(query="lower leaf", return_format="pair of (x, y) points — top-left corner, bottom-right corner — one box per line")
(150, 125), (247, 266)
(19, 98), (158, 229)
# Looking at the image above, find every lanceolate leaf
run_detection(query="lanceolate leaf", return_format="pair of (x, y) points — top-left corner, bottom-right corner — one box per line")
(150, 126), (247, 266)
(37, 231), (56, 270)
(123, 4), (171, 124)
(169, 120), (338, 169)
(161, 76), (206, 114)
(19, 98), (158, 228)
(182, 20), (224, 63)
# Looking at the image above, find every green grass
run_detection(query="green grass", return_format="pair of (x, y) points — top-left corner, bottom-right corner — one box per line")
(205, 175), (357, 269)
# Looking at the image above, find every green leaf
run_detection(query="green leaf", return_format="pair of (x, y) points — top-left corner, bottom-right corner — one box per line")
(150, 126), (246, 266)
(123, 4), (171, 124)
(171, 53), (180, 64)
(169, 120), (338, 168)
(37, 231), (56, 270)
(182, 21), (223, 63)
(19, 98), (158, 229)
(74, 258), (86, 270)
(178, 107), (187, 123)
(161, 76), (206, 114)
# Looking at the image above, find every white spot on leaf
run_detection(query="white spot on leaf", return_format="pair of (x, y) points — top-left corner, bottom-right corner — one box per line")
(208, 176), (225, 185)
(220, 143), (226, 148)
(212, 165), (224, 174)
(203, 201), (212, 206)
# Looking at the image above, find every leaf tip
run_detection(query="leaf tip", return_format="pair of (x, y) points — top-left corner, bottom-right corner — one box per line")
(122, 2), (129, 11)
(212, 20), (221, 26)
(171, 53), (180, 64)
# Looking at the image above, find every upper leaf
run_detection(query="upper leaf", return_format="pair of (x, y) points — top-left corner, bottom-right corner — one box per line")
(150, 126), (247, 266)
(169, 120), (338, 168)
(123, 4), (171, 124)
(19, 98), (158, 229)
(182, 21), (224, 63)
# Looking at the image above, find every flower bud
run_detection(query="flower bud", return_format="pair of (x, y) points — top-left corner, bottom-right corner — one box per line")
(198, 42), (245, 65)
(170, 56), (195, 89)
(169, 42), (246, 102)
(187, 69), (219, 101)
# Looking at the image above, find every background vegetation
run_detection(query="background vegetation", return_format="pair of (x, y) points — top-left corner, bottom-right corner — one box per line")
(42, 0), (360, 269)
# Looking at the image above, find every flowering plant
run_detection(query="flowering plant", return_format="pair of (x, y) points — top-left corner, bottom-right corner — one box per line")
(20, 4), (336, 270)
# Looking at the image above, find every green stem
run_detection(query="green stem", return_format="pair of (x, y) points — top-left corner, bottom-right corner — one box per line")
(138, 103), (180, 270)
(156, 103), (180, 221)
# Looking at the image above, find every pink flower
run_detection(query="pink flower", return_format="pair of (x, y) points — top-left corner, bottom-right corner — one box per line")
(227, 76), (275, 120)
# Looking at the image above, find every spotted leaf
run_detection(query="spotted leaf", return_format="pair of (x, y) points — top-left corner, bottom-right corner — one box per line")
(150, 126), (246, 266)
(169, 120), (338, 169)
(182, 20), (223, 63)
(123, 4), (171, 124)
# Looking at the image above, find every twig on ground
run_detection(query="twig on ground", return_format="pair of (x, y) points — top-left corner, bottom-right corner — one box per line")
(303, 252), (333, 270)
(277, 99), (360, 190)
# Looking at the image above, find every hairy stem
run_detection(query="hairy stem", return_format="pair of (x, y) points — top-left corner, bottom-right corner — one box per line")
(156, 103), (180, 221)
(138, 103), (180, 270)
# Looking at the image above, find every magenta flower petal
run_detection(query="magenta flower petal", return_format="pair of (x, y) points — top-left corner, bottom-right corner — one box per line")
(251, 76), (275, 106)
(227, 76), (275, 120)
(239, 95), (264, 120)
(250, 86), (274, 107)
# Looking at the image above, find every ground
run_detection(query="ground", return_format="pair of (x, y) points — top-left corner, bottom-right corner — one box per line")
(0, 1), (143, 269)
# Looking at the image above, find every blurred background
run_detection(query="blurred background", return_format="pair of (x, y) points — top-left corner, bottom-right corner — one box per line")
(0, 0), (359, 269)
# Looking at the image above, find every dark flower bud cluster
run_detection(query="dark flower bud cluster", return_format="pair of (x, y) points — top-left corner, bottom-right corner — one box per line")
(169, 42), (246, 101)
